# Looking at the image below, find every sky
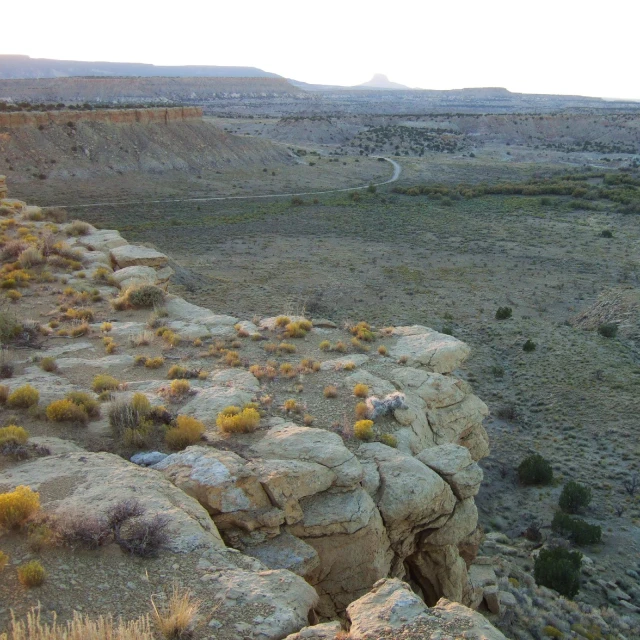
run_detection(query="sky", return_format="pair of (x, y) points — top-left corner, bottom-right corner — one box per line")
(2, 0), (637, 99)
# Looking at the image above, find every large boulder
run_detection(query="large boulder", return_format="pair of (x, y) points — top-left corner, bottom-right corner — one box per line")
(356, 443), (455, 557)
(291, 489), (392, 616)
(153, 447), (282, 534)
(417, 444), (484, 499)
(346, 578), (506, 639)
(390, 326), (471, 373)
(180, 386), (254, 426)
(110, 244), (168, 268)
(76, 229), (128, 251)
(0, 452), (222, 553)
(252, 423), (363, 488)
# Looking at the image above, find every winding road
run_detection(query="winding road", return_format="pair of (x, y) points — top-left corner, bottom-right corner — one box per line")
(43, 157), (402, 210)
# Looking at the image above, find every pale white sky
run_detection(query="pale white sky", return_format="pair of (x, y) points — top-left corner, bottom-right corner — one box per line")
(2, 0), (637, 99)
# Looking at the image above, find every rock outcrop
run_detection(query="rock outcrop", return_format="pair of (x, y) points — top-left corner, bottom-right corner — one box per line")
(0, 181), (505, 639)
(0, 107), (202, 129)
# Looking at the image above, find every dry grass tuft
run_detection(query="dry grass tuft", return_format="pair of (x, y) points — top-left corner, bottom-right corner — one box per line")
(0, 608), (154, 640)
(151, 584), (200, 639)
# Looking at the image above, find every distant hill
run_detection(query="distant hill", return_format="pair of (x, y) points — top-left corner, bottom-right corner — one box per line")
(0, 76), (303, 103)
(0, 55), (280, 79)
(355, 74), (410, 90)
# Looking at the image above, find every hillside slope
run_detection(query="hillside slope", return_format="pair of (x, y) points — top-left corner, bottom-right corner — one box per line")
(0, 54), (280, 79)
(0, 108), (293, 181)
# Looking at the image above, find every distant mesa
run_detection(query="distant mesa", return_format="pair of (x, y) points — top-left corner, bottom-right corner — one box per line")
(0, 54), (280, 80)
(355, 73), (410, 90)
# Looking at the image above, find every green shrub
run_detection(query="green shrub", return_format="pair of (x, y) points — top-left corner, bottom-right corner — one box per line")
(534, 547), (582, 598)
(125, 285), (165, 309)
(551, 511), (602, 545)
(7, 384), (39, 409)
(559, 481), (592, 514)
(495, 306), (513, 320)
(597, 322), (618, 338)
(523, 339), (536, 352)
(518, 454), (553, 485)
(600, 229), (613, 238)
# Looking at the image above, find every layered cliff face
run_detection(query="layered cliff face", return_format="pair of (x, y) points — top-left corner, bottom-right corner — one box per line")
(0, 108), (292, 180)
(0, 106), (203, 128)
(0, 182), (503, 637)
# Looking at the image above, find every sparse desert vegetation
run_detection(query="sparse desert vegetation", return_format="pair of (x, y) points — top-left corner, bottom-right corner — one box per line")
(2, 93), (640, 639)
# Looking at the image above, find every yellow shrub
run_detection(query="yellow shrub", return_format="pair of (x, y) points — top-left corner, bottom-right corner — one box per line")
(70, 321), (90, 337)
(145, 356), (164, 369)
(100, 321), (112, 332)
(323, 385), (338, 398)
(353, 383), (369, 398)
(303, 414), (315, 426)
(263, 342), (278, 354)
(92, 374), (120, 393)
(0, 550), (8, 571)
(285, 321), (307, 338)
(354, 420), (374, 441)
(298, 319), (313, 332)
(66, 391), (101, 418)
(343, 361), (356, 371)
(334, 340), (347, 353)
(278, 342), (297, 354)
(319, 340), (331, 351)
(283, 399), (299, 413)
(223, 350), (241, 367)
(0, 425), (29, 446)
(165, 415), (206, 451)
(6, 289), (21, 301)
(40, 356), (57, 372)
(380, 433), (398, 448)
(167, 365), (187, 379)
(279, 362), (295, 377)
(131, 393), (152, 415)
(378, 345), (388, 356)
(7, 384), (39, 409)
(46, 399), (89, 425)
(161, 330), (180, 347)
(216, 407), (260, 434)
(0, 486), (40, 529)
(355, 401), (369, 419)
(17, 560), (46, 587)
(274, 315), (290, 328)
(169, 379), (190, 397)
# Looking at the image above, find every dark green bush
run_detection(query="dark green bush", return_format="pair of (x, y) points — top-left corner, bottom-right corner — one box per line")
(518, 453), (553, 485)
(597, 322), (618, 338)
(534, 547), (582, 598)
(600, 229), (613, 238)
(559, 481), (592, 514)
(495, 306), (512, 320)
(552, 512), (602, 545)
(523, 339), (536, 352)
